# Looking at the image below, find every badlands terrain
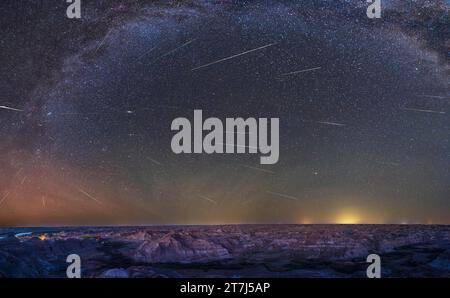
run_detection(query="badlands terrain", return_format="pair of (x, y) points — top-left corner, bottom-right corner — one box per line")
(0, 224), (449, 277)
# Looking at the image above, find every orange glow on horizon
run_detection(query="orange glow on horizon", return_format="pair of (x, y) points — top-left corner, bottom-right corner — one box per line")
(335, 209), (362, 224)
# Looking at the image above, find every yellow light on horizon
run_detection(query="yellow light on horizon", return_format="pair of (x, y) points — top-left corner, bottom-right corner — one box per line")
(300, 218), (313, 224)
(335, 210), (361, 224)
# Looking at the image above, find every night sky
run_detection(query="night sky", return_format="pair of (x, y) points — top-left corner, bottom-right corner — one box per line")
(0, 0), (449, 226)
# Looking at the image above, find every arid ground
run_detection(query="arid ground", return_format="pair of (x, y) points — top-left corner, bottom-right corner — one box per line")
(1, 225), (450, 278)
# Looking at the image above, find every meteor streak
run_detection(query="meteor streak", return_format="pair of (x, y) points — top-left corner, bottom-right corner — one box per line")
(199, 195), (218, 204)
(416, 95), (450, 100)
(266, 191), (300, 201)
(401, 107), (445, 114)
(137, 45), (159, 60)
(191, 43), (276, 71)
(0, 192), (9, 206)
(150, 39), (195, 65)
(0, 105), (23, 112)
(241, 165), (275, 174)
(279, 66), (321, 76)
(146, 156), (162, 166)
(217, 142), (263, 150)
(77, 187), (103, 205)
(317, 121), (346, 126)
(95, 28), (113, 53)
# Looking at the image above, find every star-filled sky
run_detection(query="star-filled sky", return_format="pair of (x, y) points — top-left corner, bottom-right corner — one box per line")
(0, 0), (449, 226)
